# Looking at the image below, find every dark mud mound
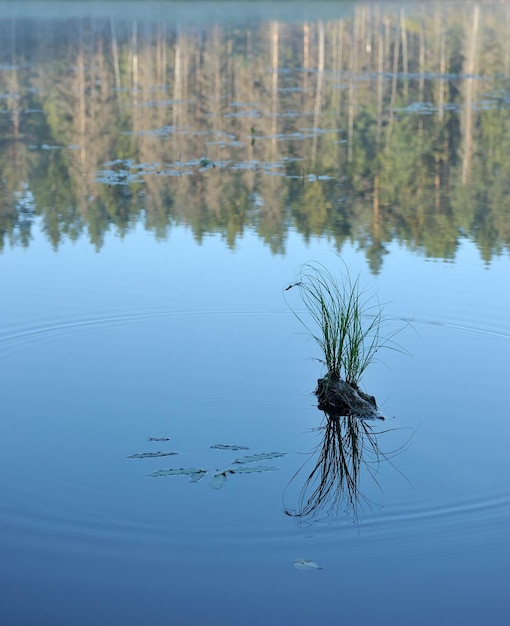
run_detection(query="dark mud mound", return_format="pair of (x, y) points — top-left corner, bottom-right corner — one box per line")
(316, 373), (383, 419)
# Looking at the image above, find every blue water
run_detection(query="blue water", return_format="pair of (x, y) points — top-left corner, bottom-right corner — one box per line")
(1, 1), (509, 623)
(1, 224), (508, 625)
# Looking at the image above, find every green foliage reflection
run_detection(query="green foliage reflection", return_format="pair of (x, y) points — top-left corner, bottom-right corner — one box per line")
(0, 4), (509, 268)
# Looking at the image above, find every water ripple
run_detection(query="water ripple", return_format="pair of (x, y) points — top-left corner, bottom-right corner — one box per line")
(0, 308), (288, 356)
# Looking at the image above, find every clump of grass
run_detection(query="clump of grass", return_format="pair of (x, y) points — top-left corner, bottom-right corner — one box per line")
(285, 260), (401, 386)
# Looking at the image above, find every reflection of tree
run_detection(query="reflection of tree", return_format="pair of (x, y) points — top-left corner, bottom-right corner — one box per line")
(285, 413), (408, 519)
(0, 5), (509, 264)
(452, 75), (510, 261)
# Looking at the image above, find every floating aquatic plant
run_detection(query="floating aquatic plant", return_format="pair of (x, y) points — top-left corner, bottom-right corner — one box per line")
(230, 465), (278, 474)
(127, 451), (177, 459)
(210, 471), (228, 490)
(210, 466), (279, 489)
(134, 439), (286, 490)
(233, 452), (286, 464)
(210, 444), (249, 451)
(293, 559), (323, 571)
(148, 468), (207, 482)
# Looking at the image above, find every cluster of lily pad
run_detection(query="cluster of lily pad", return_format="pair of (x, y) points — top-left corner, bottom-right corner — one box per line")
(127, 439), (286, 490)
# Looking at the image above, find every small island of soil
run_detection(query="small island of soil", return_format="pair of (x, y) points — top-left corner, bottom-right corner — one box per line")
(316, 372), (383, 420)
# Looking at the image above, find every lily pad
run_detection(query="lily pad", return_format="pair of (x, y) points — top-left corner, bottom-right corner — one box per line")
(293, 559), (323, 571)
(189, 470), (207, 483)
(233, 452), (286, 464)
(210, 444), (249, 451)
(230, 465), (278, 474)
(210, 471), (229, 490)
(147, 467), (206, 480)
(127, 451), (177, 459)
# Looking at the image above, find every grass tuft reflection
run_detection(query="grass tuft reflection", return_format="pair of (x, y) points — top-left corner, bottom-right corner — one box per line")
(285, 413), (411, 519)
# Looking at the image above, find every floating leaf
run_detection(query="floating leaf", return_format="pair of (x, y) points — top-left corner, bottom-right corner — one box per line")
(293, 559), (323, 571)
(147, 437), (170, 442)
(127, 451), (177, 459)
(233, 452), (286, 464)
(189, 470), (207, 483)
(148, 467), (206, 479)
(210, 444), (249, 451)
(230, 466), (278, 474)
(210, 471), (229, 490)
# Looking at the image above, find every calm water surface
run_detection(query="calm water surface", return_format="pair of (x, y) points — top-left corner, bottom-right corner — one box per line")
(1, 2), (509, 625)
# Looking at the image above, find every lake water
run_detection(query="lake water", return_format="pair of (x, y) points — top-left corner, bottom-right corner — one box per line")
(1, 2), (509, 625)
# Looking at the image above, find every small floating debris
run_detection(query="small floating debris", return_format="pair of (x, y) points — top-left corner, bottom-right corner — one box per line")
(233, 452), (286, 464)
(148, 437), (170, 442)
(210, 444), (249, 451)
(293, 559), (323, 571)
(127, 451), (177, 459)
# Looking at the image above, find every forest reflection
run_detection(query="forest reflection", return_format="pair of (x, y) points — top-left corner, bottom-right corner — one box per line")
(1, 3), (509, 271)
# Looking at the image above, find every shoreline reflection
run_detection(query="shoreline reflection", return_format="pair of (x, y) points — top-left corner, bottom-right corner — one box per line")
(1, 3), (509, 267)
